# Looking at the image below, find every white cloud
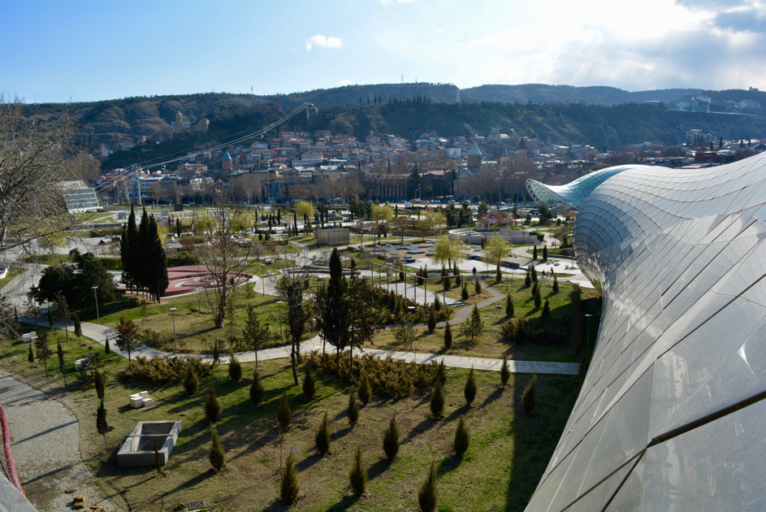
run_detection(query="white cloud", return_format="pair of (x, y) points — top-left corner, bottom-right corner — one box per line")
(338, 79), (353, 86)
(305, 35), (343, 51)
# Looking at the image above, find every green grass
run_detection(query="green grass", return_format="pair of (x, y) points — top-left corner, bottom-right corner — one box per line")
(0, 328), (579, 512)
(0, 266), (23, 291)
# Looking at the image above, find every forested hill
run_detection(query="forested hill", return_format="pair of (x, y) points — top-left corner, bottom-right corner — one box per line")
(104, 100), (766, 170)
(23, 83), (711, 149)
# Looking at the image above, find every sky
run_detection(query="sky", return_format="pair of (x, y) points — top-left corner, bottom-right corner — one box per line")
(2, 0), (766, 104)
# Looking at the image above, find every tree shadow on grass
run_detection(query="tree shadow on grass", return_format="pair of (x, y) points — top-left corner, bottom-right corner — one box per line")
(481, 387), (504, 409)
(330, 427), (352, 442)
(438, 454), (463, 476)
(327, 495), (360, 512)
(402, 417), (438, 444)
(444, 404), (469, 424)
(157, 468), (217, 500)
(296, 453), (323, 472)
(367, 457), (391, 481)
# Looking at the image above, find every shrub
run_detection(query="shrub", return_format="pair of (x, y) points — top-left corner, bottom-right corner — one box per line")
(183, 365), (199, 396)
(501, 320), (516, 342)
(496, 265), (502, 282)
(444, 322), (452, 349)
(418, 462), (438, 512)
(349, 445), (367, 497)
(459, 305), (484, 344)
(461, 286), (469, 301)
(429, 379), (445, 418)
(358, 370), (372, 405)
(280, 453), (300, 504)
(302, 363), (316, 399)
(382, 415), (400, 460)
(277, 391), (292, 431)
(443, 276), (451, 290)
(315, 412), (331, 456)
(95, 370), (105, 401)
(534, 288), (542, 310)
(500, 356), (511, 388)
(552, 274), (559, 293)
(436, 359), (447, 385)
(531, 267), (537, 283)
(533, 245), (537, 260)
(427, 307), (436, 333)
(475, 278), (482, 294)
(542, 245), (548, 261)
(250, 369), (265, 406)
(27, 345), (34, 363)
(506, 293), (514, 317)
(307, 351), (440, 399)
(104, 337), (110, 354)
(228, 353), (242, 382)
(434, 295), (441, 311)
(523, 375), (537, 414)
(531, 282), (538, 299)
(525, 269), (531, 287)
(454, 416), (470, 457)
(542, 299), (551, 318)
(347, 388), (360, 427)
(205, 385), (221, 424)
(464, 367), (477, 406)
(209, 426), (225, 471)
(123, 356), (214, 383)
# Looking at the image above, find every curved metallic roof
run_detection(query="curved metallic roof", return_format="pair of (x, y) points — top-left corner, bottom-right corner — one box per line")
(526, 165), (634, 208)
(527, 153), (766, 511)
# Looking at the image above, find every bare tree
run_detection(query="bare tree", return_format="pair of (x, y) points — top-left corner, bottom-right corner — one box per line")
(0, 96), (81, 257)
(197, 191), (252, 329)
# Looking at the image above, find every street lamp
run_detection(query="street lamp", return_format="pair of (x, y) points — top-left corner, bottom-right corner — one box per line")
(169, 308), (177, 352)
(277, 301), (284, 345)
(261, 263), (266, 295)
(584, 313), (594, 358)
(407, 306), (415, 352)
(92, 286), (100, 324)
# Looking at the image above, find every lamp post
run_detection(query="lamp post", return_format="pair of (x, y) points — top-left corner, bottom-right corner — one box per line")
(169, 308), (177, 352)
(408, 306), (415, 352)
(261, 263), (265, 295)
(277, 301), (284, 345)
(92, 286), (100, 324)
(584, 313), (593, 358)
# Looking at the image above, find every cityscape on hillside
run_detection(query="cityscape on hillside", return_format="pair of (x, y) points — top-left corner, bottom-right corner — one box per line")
(4, 1), (766, 511)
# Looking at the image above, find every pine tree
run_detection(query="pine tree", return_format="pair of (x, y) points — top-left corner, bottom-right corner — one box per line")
(525, 269), (531, 287)
(531, 266), (537, 283)
(496, 265), (502, 282)
(209, 425), (225, 471)
(461, 285), (469, 301)
(382, 414), (400, 460)
(347, 388), (360, 427)
(427, 307), (436, 333)
(302, 363), (316, 400)
(453, 416), (470, 456)
(205, 384), (221, 424)
(443, 321), (452, 349)
(475, 277), (482, 295)
(96, 400), (109, 450)
(436, 359), (447, 385)
(531, 281), (538, 299)
(228, 353), (242, 382)
(57, 341), (67, 386)
(533, 245), (537, 260)
(434, 295), (441, 311)
(459, 305), (484, 344)
(500, 355), (511, 388)
(34, 332), (52, 376)
(418, 462), (438, 512)
(552, 275), (559, 294)
(277, 390), (292, 431)
(358, 370), (372, 405)
(464, 367), (477, 406)
(95, 369), (105, 401)
(183, 365), (199, 395)
(542, 299), (551, 318)
(506, 293), (514, 317)
(523, 375), (537, 414)
(104, 336), (111, 354)
(534, 288), (542, 310)
(429, 379), (445, 418)
(250, 369), (265, 406)
(146, 215), (169, 303)
(315, 412), (331, 456)
(28, 344), (34, 363)
(542, 245), (548, 261)
(349, 445), (367, 497)
(280, 453), (300, 504)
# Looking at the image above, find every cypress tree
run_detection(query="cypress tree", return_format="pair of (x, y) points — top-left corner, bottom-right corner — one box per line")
(104, 336), (110, 354)
(534, 288), (542, 310)
(531, 281), (538, 300)
(57, 341), (67, 386)
(553, 275), (559, 293)
(500, 355), (511, 387)
(96, 400), (109, 450)
(427, 307), (436, 333)
(349, 445), (367, 497)
(209, 425), (225, 471)
(429, 379), (445, 418)
(147, 216), (169, 302)
(418, 462), (438, 512)
(475, 277), (482, 295)
(183, 365), (199, 395)
(27, 344), (34, 363)
(464, 367), (477, 406)
(533, 245), (537, 260)
(280, 453), (300, 504)
(444, 321), (452, 349)
(347, 388), (359, 427)
(137, 208), (151, 296)
(523, 375), (537, 414)
(496, 265), (502, 282)
(453, 416), (470, 457)
(542, 245), (548, 261)
(95, 369), (105, 400)
(382, 414), (400, 460)
(531, 266), (537, 283)
(315, 412), (331, 456)
(525, 269), (531, 287)
(302, 363), (316, 400)
(205, 384), (221, 423)
(250, 368), (265, 406)
(506, 293), (514, 317)
(443, 275), (451, 290)
(358, 370), (372, 405)
(461, 285), (469, 301)
(436, 359), (447, 385)
(542, 299), (551, 318)
(434, 295), (441, 311)
(277, 390), (292, 431)
(228, 353), (242, 382)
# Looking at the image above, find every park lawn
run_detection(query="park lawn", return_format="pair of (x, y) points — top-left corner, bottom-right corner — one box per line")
(0, 266), (23, 291)
(368, 279), (598, 362)
(0, 328), (578, 512)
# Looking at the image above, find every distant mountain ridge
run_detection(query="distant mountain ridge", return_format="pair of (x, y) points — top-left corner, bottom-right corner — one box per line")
(21, 83), (751, 149)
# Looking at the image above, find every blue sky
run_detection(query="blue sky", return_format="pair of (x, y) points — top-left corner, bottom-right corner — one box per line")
(2, 0), (765, 103)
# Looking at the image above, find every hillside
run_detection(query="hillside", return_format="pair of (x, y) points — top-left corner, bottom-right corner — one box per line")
(104, 100), (766, 170)
(460, 84), (701, 105)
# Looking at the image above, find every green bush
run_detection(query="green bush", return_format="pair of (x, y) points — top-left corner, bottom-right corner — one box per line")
(123, 356), (214, 383)
(250, 369), (265, 406)
(277, 391), (292, 431)
(315, 412), (330, 456)
(444, 322), (452, 349)
(357, 370), (372, 405)
(167, 251), (200, 267)
(418, 462), (438, 512)
(348, 389), (360, 427)
(523, 375), (537, 414)
(427, 307), (436, 333)
(506, 293), (514, 317)
(98, 257), (122, 269)
(280, 453), (300, 504)
(183, 365), (198, 396)
(228, 353), (242, 382)
(500, 356), (511, 388)
(429, 380), (445, 418)
(302, 363), (316, 400)
(382, 415), (400, 460)
(349, 445), (367, 497)
(454, 416), (470, 456)
(464, 368), (477, 406)
(209, 426), (225, 471)
(205, 385), (221, 424)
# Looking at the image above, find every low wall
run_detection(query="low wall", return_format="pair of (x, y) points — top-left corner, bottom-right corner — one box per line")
(117, 421), (182, 468)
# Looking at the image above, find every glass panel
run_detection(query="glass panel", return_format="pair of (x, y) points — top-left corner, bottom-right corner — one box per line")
(564, 457), (639, 512)
(604, 455), (645, 512)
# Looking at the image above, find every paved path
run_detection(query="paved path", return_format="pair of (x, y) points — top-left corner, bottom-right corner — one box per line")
(0, 372), (119, 512)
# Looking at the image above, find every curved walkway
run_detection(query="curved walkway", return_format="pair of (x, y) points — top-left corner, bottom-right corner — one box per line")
(0, 372), (118, 511)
